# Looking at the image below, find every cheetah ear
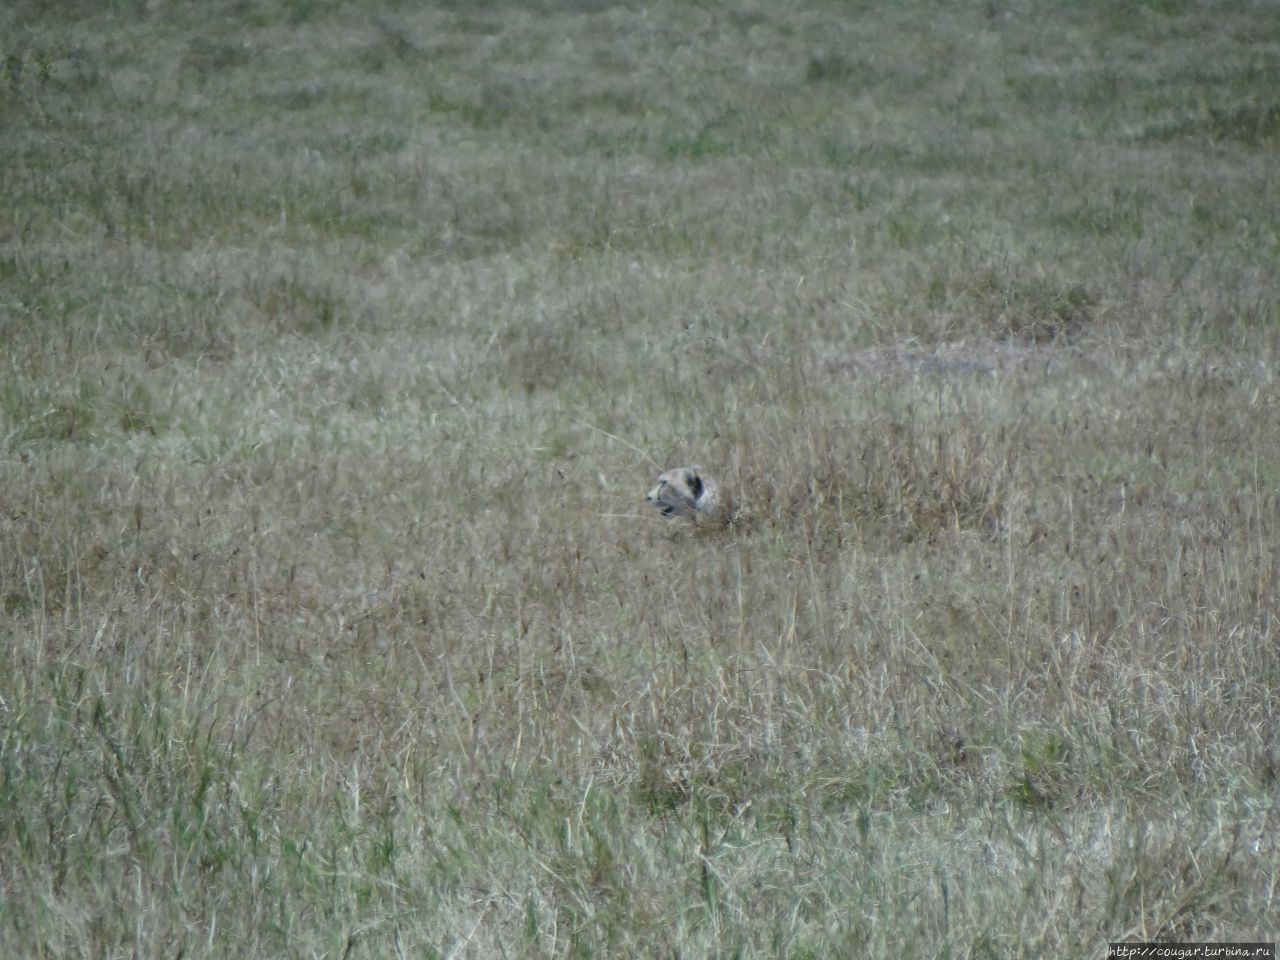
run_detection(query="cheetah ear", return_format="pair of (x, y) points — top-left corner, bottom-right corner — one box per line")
(688, 472), (704, 499)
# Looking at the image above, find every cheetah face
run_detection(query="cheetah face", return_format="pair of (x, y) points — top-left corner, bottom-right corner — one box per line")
(646, 466), (715, 520)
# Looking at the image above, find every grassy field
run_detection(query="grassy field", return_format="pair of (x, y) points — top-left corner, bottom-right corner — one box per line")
(2, 0), (1279, 955)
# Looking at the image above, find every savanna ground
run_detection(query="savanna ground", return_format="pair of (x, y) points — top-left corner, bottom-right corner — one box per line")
(2, 0), (1279, 956)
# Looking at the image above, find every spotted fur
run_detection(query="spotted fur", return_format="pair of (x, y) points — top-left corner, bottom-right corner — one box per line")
(646, 466), (720, 521)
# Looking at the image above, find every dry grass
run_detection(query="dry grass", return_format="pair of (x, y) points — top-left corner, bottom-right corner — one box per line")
(2, 0), (1279, 956)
